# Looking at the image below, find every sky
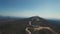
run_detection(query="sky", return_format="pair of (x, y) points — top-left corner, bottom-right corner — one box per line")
(0, 0), (60, 19)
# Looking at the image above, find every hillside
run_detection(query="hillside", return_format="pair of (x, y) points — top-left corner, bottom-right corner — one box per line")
(0, 16), (60, 34)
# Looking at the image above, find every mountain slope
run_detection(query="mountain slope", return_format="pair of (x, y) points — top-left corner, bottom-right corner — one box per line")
(0, 16), (60, 34)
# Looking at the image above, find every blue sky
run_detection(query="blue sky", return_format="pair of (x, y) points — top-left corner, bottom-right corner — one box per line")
(0, 0), (60, 18)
